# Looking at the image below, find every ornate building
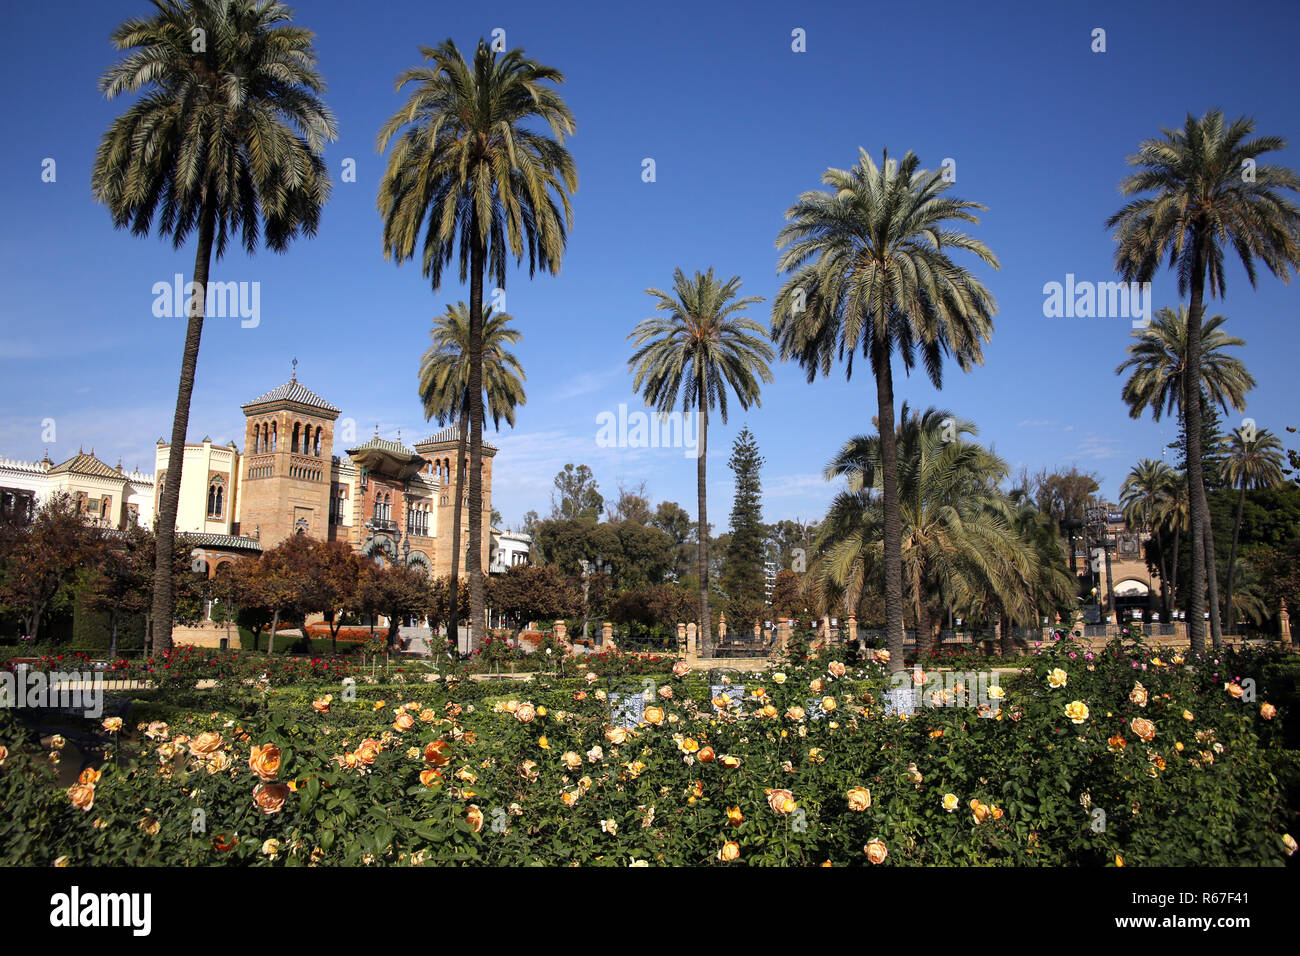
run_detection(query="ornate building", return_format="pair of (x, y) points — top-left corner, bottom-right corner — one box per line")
(0, 450), (154, 528)
(155, 373), (496, 578)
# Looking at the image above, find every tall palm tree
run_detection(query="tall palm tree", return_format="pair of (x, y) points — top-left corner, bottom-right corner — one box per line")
(378, 39), (576, 649)
(1116, 304), (1255, 644)
(93, 0), (335, 652)
(1152, 468), (1191, 616)
(418, 303), (526, 652)
(1220, 425), (1285, 631)
(1120, 458), (1179, 616)
(627, 269), (773, 655)
(772, 148), (999, 670)
(1107, 109), (1300, 652)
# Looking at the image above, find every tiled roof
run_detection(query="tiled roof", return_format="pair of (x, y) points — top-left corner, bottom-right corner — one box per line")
(414, 422), (497, 452)
(241, 379), (340, 414)
(179, 533), (263, 553)
(348, 436), (419, 458)
(48, 452), (123, 480)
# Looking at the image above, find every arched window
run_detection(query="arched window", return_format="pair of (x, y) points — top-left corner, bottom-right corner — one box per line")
(207, 477), (226, 518)
(251, 426), (259, 454)
(271, 422), (277, 453)
(292, 422), (301, 453)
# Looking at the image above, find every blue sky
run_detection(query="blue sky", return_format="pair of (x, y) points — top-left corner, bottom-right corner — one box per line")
(1, 0), (1297, 530)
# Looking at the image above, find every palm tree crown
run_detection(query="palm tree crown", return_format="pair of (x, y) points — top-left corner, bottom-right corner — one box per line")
(419, 303), (527, 430)
(93, 0), (335, 254)
(1116, 307), (1254, 421)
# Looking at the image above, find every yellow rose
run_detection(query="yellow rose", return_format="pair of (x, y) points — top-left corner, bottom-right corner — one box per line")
(726, 806), (744, 826)
(249, 743), (282, 781)
(720, 754), (742, 769)
(877, 650), (891, 663)
(515, 703), (537, 723)
(672, 661), (691, 678)
(1048, 668), (1068, 689)
(785, 706), (806, 722)
(810, 678), (824, 693)
(772, 672), (787, 684)
(253, 782), (290, 815)
(942, 793), (959, 812)
(718, 841), (740, 862)
(766, 788), (796, 815)
(188, 731), (224, 758)
(101, 718), (123, 733)
(605, 727), (628, 745)
(821, 697), (837, 712)
(261, 839), (280, 859)
(54, 856), (70, 867)
(562, 751), (582, 771)
(1226, 682), (1244, 699)
(1064, 701), (1089, 724)
(1283, 833), (1297, 856)
(1182, 709), (1194, 721)
(560, 789), (580, 808)
(68, 783), (95, 811)
(538, 736), (550, 750)
(642, 706), (665, 726)
(846, 787), (872, 812)
(828, 661), (846, 678)
(864, 840), (888, 864)
(466, 805), (485, 833)
(518, 759), (539, 782)
(1129, 683), (1148, 708)
(1261, 703), (1277, 720)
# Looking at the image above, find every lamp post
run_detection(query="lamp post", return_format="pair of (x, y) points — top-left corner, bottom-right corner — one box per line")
(580, 556), (610, 646)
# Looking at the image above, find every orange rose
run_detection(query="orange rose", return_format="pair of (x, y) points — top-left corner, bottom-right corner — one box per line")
(423, 740), (452, 767)
(1108, 734), (1127, 751)
(419, 709), (436, 722)
(766, 788), (796, 815)
(726, 806), (744, 826)
(846, 787), (872, 811)
(466, 805), (485, 832)
(1225, 682), (1244, 699)
(515, 703), (537, 723)
(519, 759), (539, 782)
(698, 747), (715, 763)
(828, 661), (846, 678)
(311, 698), (331, 714)
(393, 713), (415, 732)
(419, 769), (443, 787)
(1129, 682), (1148, 708)
(672, 661), (691, 678)
(68, 783), (95, 811)
(1261, 703), (1277, 720)
(720, 754), (742, 769)
(253, 782), (290, 815)
(78, 767), (101, 786)
(249, 744), (282, 781)
(718, 841), (740, 862)
(1130, 717), (1156, 742)
(864, 840), (888, 864)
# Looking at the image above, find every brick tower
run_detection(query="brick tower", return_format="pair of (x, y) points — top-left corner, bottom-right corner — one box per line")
(238, 371), (341, 546)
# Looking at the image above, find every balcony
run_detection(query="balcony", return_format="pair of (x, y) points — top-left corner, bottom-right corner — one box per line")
(369, 518), (398, 533)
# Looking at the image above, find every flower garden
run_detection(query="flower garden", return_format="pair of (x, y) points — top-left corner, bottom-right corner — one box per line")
(1, 632), (1296, 867)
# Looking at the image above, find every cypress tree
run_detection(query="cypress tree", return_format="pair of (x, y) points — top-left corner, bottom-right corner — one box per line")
(722, 427), (766, 624)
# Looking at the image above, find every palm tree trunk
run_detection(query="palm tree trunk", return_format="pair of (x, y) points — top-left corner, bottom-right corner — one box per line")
(151, 202), (216, 653)
(696, 388), (711, 656)
(915, 595), (933, 659)
(1204, 511), (1224, 648)
(467, 234), (486, 653)
(873, 340), (905, 673)
(447, 416), (468, 654)
(1170, 523), (1181, 612)
(1183, 241), (1209, 655)
(1224, 483), (1246, 632)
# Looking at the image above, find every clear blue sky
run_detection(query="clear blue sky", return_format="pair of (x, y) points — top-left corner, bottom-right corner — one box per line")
(1, 0), (1297, 530)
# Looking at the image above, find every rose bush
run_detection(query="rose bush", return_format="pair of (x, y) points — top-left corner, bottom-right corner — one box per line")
(0, 632), (1293, 866)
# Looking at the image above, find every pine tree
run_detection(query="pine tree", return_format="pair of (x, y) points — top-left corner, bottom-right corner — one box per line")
(722, 427), (766, 627)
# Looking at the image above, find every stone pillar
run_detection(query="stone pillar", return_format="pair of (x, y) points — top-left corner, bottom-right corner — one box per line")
(686, 622), (698, 655)
(554, 620), (567, 643)
(718, 612), (727, 643)
(847, 616), (858, 645)
(754, 621), (762, 640)
(677, 622), (687, 652)
(776, 618), (791, 656)
(601, 621), (613, 649)
(1282, 600), (1292, 644)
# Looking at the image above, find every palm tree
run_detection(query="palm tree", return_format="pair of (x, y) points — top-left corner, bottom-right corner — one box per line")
(772, 148), (999, 670)
(627, 269), (773, 655)
(378, 39), (576, 649)
(1107, 109), (1300, 652)
(417, 303), (526, 652)
(1152, 468), (1191, 616)
(1120, 459), (1179, 615)
(93, 0), (335, 652)
(1220, 425), (1285, 631)
(1116, 304), (1255, 645)
(814, 406), (1067, 658)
